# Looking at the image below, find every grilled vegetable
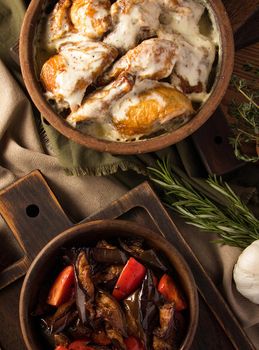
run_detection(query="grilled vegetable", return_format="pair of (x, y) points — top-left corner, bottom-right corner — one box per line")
(113, 258), (146, 300)
(124, 336), (145, 350)
(158, 274), (186, 311)
(74, 251), (95, 323)
(47, 265), (75, 307)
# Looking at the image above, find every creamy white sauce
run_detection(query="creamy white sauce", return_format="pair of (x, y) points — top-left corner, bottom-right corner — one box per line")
(111, 80), (166, 122)
(48, 42), (116, 110)
(104, 0), (161, 52)
(37, 0), (220, 141)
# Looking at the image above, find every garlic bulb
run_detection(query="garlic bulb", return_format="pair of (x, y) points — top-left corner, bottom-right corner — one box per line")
(233, 240), (259, 304)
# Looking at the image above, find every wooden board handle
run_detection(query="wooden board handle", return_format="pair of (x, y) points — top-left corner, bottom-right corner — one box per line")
(0, 170), (73, 289)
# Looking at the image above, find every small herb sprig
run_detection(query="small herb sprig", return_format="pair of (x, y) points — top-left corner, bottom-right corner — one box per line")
(229, 68), (259, 163)
(149, 158), (259, 249)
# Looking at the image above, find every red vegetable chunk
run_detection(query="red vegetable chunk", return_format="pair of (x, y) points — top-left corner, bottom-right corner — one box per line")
(113, 257), (146, 300)
(55, 346), (68, 350)
(157, 274), (187, 311)
(124, 336), (146, 350)
(68, 340), (93, 350)
(47, 265), (75, 307)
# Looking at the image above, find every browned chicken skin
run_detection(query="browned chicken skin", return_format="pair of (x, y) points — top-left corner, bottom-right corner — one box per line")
(111, 80), (193, 138)
(101, 38), (178, 84)
(66, 74), (135, 125)
(70, 0), (111, 39)
(48, 0), (111, 45)
(40, 42), (118, 110)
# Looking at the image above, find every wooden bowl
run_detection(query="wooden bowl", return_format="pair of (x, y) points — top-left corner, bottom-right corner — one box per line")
(20, 0), (234, 155)
(19, 220), (199, 350)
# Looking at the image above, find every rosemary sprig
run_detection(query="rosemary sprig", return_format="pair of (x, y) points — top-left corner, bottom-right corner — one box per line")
(148, 158), (259, 249)
(229, 73), (259, 163)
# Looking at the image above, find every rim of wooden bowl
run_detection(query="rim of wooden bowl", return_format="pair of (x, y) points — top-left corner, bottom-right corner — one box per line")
(19, 220), (199, 350)
(20, 0), (234, 155)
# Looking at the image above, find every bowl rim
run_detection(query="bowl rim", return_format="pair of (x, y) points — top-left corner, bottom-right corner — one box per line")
(19, 0), (234, 155)
(19, 219), (199, 350)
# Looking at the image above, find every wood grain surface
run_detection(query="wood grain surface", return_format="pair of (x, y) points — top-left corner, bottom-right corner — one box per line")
(191, 0), (259, 175)
(0, 172), (256, 350)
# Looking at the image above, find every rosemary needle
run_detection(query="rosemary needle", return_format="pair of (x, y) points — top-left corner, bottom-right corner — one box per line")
(148, 158), (259, 249)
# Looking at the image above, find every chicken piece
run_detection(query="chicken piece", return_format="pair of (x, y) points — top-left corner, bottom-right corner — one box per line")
(158, 31), (215, 98)
(101, 38), (178, 84)
(103, 0), (161, 52)
(40, 42), (118, 111)
(66, 74), (134, 125)
(111, 80), (193, 139)
(70, 0), (111, 39)
(47, 0), (73, 43)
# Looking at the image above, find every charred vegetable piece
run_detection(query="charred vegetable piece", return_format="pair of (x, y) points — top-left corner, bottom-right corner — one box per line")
(92, 248), (127, 264)
(54, 333), (70, 347)
(93, 265), (124, 289)
(66, 318), (92, 340)
(55, 346), (68, 350)
(92, 330), (111, 345)
(153, 336), (174, 350)
(123, 290), (144, 340)
(119, 240), (167, 271)
(74, 251), (95, 323)
(96, 290), (127, 336)
(124, 336), (146, 350)
(113, 258), (146, 300)
(158, 274), (187, 311)
(43, 299), (77, 334)
(153, 303), (175, 339)
(139, 270), (161, 350)
(47, 265), (75, 307)
(105, 325), (126, 350)
(68, 340), (93, 350)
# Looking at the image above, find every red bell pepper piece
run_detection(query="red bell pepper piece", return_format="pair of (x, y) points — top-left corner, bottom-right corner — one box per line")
(124, 336), (146, 350)
(47, 265), (75, 307)
(157, 274), (187, 311)
(68, 340), (93, 350)
(55, 346), (68, 350)
(112, 257), (146, 300)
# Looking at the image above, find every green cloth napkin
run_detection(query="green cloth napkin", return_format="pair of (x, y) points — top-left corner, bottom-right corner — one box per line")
(0, 0), (24, 70)
(41, 118), (147, 176)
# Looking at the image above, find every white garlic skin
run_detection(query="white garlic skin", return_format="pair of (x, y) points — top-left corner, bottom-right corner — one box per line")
(233, 240), (259, 304)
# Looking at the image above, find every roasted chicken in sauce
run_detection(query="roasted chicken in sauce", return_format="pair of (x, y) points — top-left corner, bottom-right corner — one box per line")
(38, 0), (219, 141)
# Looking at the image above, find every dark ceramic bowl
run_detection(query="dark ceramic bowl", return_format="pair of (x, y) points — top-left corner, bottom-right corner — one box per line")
(19, 220), (199, 350)
(19, 0), (234, 154)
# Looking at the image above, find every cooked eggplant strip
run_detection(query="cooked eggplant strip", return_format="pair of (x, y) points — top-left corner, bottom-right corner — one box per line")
(92, 248), (127, 264)
(153, 336), (175, 350)
(123, 289), (144, 340)
(119, 239), (167, 271)
(96, 240), (117, 249)
(154, 302), (175, 339)
(105, 325), (126, 350)
(74, 251), (95, 323)
(139, 269), (162, 349)
(43, 299), (76, 333)
(93, 265), (124, 290)
(67, 317), (93, 339)
(96, 291), (127, 337)
(54, 333), (70, 347)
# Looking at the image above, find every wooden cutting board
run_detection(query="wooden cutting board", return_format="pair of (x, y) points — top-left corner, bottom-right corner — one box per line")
(0, 170), (256, 350)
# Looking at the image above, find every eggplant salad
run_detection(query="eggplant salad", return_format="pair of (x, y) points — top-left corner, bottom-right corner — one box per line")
(34, 238), (188, 350)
